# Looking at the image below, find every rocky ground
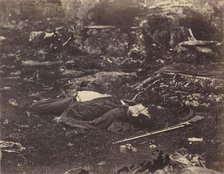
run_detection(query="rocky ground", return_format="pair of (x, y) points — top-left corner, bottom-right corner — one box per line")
(1, 1), (224, 174)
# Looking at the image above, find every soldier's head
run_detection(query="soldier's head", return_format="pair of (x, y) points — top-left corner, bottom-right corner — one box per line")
(128, 103), (151, 119)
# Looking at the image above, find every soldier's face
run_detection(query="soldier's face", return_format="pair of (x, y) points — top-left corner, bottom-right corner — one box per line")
(129, 104), (150, 119)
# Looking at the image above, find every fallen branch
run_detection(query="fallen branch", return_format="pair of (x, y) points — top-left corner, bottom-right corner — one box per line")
(113, 115), (204, 144)
(159, 71), (224, 83)
(134, 73), (160, 91)
(63, 36), (72, 47)
(84, 25), (139, 30)
(188, 28), (196, 41)
(132, 78), (161, 100)
(21, 60), (62, 67)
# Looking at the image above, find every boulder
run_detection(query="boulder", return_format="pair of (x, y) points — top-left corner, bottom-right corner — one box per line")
(69, 71), (137, 95)
(82, 29), (129, 56)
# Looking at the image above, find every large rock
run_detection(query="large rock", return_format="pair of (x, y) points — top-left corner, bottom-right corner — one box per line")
(65, 55), (143, 71)
(82, 29), (129, 56)
(139, 1), (223, 63)
(69, 71), (137, 95)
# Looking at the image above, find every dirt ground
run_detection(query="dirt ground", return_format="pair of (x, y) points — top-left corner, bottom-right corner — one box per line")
(1, 2), (224, 174)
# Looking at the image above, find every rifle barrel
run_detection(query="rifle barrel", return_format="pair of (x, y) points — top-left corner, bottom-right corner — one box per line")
(113, 124), (185, 144)
(113, 115), (204, 144)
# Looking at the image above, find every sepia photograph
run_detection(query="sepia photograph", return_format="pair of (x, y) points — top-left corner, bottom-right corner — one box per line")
(0, 0), (224, 173)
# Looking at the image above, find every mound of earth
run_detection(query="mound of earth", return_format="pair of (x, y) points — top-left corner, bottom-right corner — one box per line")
(68, 71), (137, 95)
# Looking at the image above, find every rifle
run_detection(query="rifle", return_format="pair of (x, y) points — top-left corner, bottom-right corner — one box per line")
(113, 115), (204, 144)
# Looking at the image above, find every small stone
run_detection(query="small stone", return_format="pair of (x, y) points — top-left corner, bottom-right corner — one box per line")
(67, 143), (74, 147)
(8, 98), (18, 106)
(149, 144), (157, 149)
(3, 119), (9, 125)
(97, 161), (106, 166)
(188, 137), (203, 142)
(0, 87), (12, 91)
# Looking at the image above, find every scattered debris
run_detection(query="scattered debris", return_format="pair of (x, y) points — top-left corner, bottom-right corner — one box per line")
(67, 143), (74, 147)
(172, 148), (206, 168)
(64, 167), (91, 174)
(17, 124), (30, 129)
(28, 28), (73, 52)
(61, 70), (87, 78)
(97, 161), (107, 166)
(0, 36), (6, 41)
(29, 31), (56, 42)
(127, 46), (145, 59)
(10, 71), (21, 76)
(84, 25), (117, 29)
(65, 129), (86, 137)
(8, 98), (18, 106)
(43, 32), (54, 40)
(29, 31), (45, 42)
(190, 154), (206, 167)
(63, 36), (73, 47)
(3, 119), (9, 125)
(21, 60), (62, 67)
(0, 87), (12, 92)
(153, 149), (216, 174)
(149, 144), (157, 149)
(179, 167), (222, 174)
(119, 143), (137, 153)
(116, 150), (169, 173)
(134, 63), (224, 108)
(82, 28), (130, 56)
(0, 140), (25, 153)
(188, 137), (204, 143)
(169, 152), (192, 167)
(175, 40), (221, 54)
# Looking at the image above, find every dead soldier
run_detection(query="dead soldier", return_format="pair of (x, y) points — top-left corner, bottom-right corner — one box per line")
(30, 91), (151, 134)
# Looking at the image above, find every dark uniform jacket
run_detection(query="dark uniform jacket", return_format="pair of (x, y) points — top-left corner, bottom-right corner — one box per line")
(30, 97), (133, 133)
